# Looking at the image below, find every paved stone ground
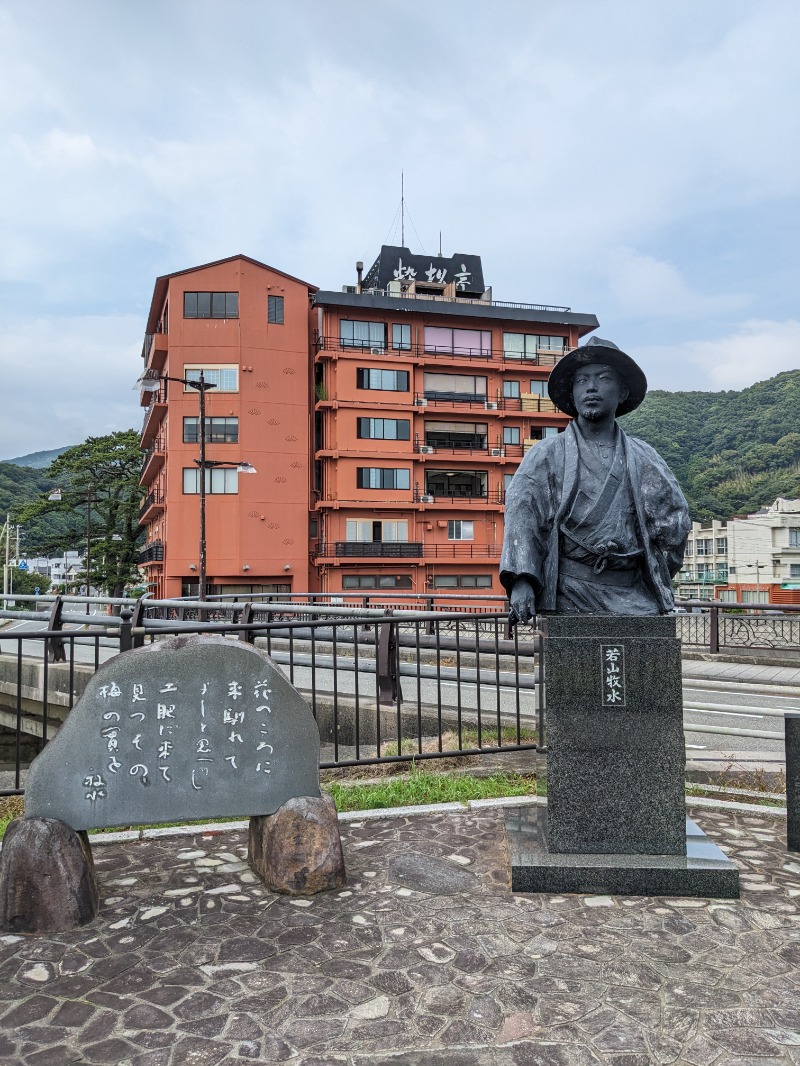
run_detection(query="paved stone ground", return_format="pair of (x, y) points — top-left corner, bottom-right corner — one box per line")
(1, 802), (799, 1065)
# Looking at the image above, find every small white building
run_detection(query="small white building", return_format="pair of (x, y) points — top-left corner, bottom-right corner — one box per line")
(676, 497), (800, 604)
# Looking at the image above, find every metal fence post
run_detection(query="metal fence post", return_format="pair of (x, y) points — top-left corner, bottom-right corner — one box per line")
(376, 609), (402, 706)
(238, 602), (256, 643)
(47, 596), (66, 663)
(131, 597), (146, 648)
(118, 607), (133, 653)
(709, 605), (720, 654)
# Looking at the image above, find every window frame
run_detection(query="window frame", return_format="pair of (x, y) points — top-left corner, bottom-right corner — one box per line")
(183, 417), (239, 444)
(356, 417), (411, 441)
(182, 467), (239, 494)
(356, 368), (410, 392)
(267, 294), (284, 324)
(183, 292), (239, 319)
(356, 467), (411, 490)
(183, 366), (239, 392)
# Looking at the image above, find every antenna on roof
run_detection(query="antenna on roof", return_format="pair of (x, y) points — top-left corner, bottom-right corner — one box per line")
(401, 171), (404, 247)
(439, 231), (442, 257)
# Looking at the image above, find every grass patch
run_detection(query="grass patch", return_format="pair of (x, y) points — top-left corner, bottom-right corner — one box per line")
(326, 768), (541, 812)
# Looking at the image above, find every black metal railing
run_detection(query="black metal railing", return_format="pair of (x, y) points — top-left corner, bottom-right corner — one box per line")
(316, 543), (502, 560)
(317, 336), (573, 366)
(137, 541), (164, 564)
(139, 491), (165, 519)
(333, 542), (424, 558)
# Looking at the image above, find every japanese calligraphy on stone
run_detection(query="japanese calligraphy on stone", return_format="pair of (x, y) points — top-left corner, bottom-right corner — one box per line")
(25, 635), (321, 831)
(600, 644), (626, 707)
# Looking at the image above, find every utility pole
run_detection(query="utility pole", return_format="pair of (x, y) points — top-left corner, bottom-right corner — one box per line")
(2, 514), (8, 597)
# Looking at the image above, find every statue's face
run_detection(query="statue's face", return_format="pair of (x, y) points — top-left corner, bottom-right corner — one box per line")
(572, 362), (628, 422)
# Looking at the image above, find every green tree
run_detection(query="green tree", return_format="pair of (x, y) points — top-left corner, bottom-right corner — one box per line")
(16, 431), (144, 597)
(7, 569), (52, 606)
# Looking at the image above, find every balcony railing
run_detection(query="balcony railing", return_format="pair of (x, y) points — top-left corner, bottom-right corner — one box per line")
(137, 541), (164, 564)
(415, 437), (525, 459)
(676, 569), (729, 585)
(315, 542), (502, 560)
(414, 393), (559, 414)
(331, 542), (424, 558)
(317, 336), (573, 366)
(416, 489), (505, 505)
(139, 490), (165, 519)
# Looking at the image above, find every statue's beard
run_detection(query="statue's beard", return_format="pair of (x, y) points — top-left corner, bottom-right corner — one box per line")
(576, 404), (609, 422)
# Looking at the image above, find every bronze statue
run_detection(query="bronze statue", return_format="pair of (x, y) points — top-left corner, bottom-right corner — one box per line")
(500, 337), (690, 620)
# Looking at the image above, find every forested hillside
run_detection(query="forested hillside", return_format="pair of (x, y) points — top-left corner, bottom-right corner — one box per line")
(620, 369), (800, 520)
(0, 462), (82, 554)
(3, 446), (69, 468)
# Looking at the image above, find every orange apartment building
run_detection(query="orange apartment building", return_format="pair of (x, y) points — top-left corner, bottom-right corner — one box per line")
(139, 255), (317, 599)
(138, 247), (598, 600)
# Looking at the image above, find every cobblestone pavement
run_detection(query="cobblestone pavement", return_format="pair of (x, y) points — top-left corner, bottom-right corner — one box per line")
(1, 802), (799, 1065)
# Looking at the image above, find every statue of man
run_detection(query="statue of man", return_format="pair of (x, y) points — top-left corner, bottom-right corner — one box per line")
(500, 337), (690, 620)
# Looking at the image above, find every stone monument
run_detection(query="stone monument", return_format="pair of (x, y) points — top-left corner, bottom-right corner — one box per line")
(500, 338), (739, 897)
(0, 635), (345, 932)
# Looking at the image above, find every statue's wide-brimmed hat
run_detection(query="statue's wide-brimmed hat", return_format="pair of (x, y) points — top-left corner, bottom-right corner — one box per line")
(547, 337), (647, 418)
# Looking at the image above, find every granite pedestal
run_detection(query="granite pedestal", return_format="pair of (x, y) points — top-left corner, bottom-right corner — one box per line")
(509, 615), (739, 897)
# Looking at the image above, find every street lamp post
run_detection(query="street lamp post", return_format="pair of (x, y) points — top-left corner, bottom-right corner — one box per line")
(745, 560), (767, 603)
(138, 370), (255, 603)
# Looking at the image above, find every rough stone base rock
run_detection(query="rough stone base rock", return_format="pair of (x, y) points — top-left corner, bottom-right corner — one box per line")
(0, 817), (99, 933)
(248, 794), (346, 895)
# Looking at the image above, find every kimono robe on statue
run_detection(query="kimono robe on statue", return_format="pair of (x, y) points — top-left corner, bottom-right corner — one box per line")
(500, 421), (690, 615)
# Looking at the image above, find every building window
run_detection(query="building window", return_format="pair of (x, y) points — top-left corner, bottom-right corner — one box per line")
(182, 467), (238, 494)
(715, 537), (728, 554)
(392, 323), (411, 350)
(423, 373), (487, 402)
(342, 574), (413, 589)
(268, 295), (284, 324)
(424, 420), (487, 450)
(424, 326), (491, 358)
(528, 380), (546, 396)
(184, 366), (238, 392)
(447, 520), (474, 541)
(183, 292), (239, 319)
(503, 333), (566, 359)
(357, 418), (410, 440)
(717, 589), (736, 603)
(425, 470), (487, 498)
(790, 564), (800, 578)
(790, 529), (800, 547)
(356, 368), (409, 391)
(345, 519), (408, 542)
(357, 468), (411, 490)
(432, 574), (492, 588)
(503, 427), (521, 446)
(340, 320), (385, 350)
(696, 539), (712, 556)
(503, 473), (514, 494)
(503, 380), (520, 399)
(543, 426), (559, 438)
(183, 417), (239, 444)
(742, 590), (770, 604)
(684, 542), (693, 556)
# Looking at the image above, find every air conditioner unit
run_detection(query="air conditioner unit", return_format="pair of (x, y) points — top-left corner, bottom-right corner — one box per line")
(418, 445), (435, 454)
(420, 495), (435, 504)
(370, 346), (385, 355)
(490, 447), (504, 457)
(414, 398), (428, 406)
(485, 401), (498, 410)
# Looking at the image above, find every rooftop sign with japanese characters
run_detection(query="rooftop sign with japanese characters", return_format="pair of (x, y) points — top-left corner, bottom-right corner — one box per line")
(24, 635), (321, 831)
(362, 245), (485, 296)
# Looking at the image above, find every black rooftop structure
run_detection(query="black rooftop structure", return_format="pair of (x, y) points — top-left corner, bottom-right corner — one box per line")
(362, 245), (486, 296)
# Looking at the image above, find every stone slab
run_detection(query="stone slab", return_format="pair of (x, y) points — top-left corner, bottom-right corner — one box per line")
(543, 614), (686, 855)
(387, 852), (479, 894)
(248, 794), (346, 895)
(505, 805), (739, 898)
(24, 635), (320, 831)
(786, 712), (800, 852)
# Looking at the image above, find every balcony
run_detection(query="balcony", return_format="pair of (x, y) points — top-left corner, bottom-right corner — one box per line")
(413, 392), (559, 414)
(315, 542), (501, 560)
(138, 541), (164, 565)
(331, 542), (423, 558)
(140, 437), (166, 486)
(139, 490), (165, 521)
(141, 331), (168, 371)
(416, 488), (505, 506)
(675, 569), (729, 585)
(414, 437), (523, 459)
(140, 386), (168, 446)
(316, 336), (574, 367)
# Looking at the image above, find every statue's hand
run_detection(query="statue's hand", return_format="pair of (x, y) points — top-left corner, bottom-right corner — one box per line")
(509, 578), (536, 625)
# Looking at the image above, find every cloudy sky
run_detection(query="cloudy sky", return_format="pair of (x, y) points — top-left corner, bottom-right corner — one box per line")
(0, 0), (798, 459)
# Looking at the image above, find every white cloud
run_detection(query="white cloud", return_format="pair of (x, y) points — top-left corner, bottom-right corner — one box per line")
(604, 247), (748, 319)
(0, 314), (142, 459)
(637, 320), (800, 392)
